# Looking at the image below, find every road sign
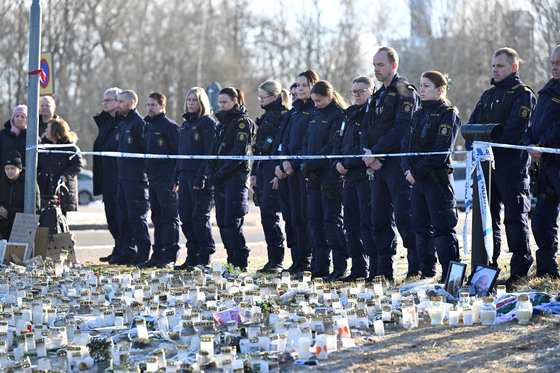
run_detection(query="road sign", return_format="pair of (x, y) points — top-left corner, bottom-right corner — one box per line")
(40, 51), (54, 96)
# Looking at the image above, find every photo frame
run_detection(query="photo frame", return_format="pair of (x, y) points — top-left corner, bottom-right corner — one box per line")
(444, 261), (467, 297)
(467, 263), (500, 297)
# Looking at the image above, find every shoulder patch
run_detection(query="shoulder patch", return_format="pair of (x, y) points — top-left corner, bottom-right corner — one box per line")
(408, 85), (414, 90)
(237, 132), (247, 142)
(438, 124), (451, 137)
(239, 123), (246, 129)
(310, 120), (317, 124)
(281, 110), (287, 114)
(552, 97), (560, 104)
(238, 118), (244, 122)
(519, 106), (531, 119)
(388, 92), (397, 96)
(524, 87), (531, 92)
(333, 129), (340, 139)
(511, 85), (519, 90)
(321, 120), (329, 123)
(402, 102), (413, 114)
(302, 111), (309, 115)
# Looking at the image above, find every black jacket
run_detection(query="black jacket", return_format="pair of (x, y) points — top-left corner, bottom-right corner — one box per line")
(172, 111), (217, 186)
(0, 171), (40, 238)
(281, 98), (317, 170)
(117, 108), (147, 181)
(207, 105), (255, 187)
(38, 137), (83, 212)
(0, 121), (28, 167)
(252, 97), (288, 173)
(144, 112), (180, 182)
(93, 111), (121, 196)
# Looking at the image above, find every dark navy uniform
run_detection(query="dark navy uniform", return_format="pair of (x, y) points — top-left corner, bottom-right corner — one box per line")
(252, 97), (288, 270)
(280, 98), (315, 271)
(402, 100), (461, 278)
(523, 78), (560, 278)
(144, 112), (181, 266)
(207, 105), (255, 269)
(468, 71), (536, 278)
(172, 111), (216, 266)
(93, 111), (121, 259)
(332, 103), (375, 280)
(360, 73), (420, 280)
(272, 109), (297, 269)
(116, 108), (151, 264)
(301, 101), (349, 278)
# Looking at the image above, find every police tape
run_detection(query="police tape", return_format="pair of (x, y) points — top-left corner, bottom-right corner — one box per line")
(28, 144), (469, 160)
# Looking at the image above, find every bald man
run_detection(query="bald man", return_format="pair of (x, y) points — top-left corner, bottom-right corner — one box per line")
(39, 96), (61, 136)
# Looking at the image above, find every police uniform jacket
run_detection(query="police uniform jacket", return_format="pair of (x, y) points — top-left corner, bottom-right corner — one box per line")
(144, 112), (180, 182)
(523, 78), (560, 158)
(207, 105), (254, 187)
(301, 100), (346, 173)
(468, 71), (536, 173)
(172, 111), (216, 187)
(117, 108), (147, 182)
(93, 111), (121, 196)
(361, 73), (420, 154)
(401, 99), (461, 182)
(252, 97), (288, 173)
(332, 103), (368, 183)
(38, 137), (83, 212)
(281, 98), (316, 170)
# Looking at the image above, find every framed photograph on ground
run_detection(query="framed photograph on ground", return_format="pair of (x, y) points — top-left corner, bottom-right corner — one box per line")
(445, 261), (467, 296)
(468, 264), (500, 297)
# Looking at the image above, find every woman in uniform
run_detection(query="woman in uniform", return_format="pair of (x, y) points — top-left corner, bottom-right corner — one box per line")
(206, 87), (255, 270)
(401, 71), (461, 280)
(172, 87), (217, 269)
(301, 80), (349, 281)
(333, 76), (376, 282)
(252, 81), (291, 274)
(278, 70), (320, 274)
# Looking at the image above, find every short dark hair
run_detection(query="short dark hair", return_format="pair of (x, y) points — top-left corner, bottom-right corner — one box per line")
(120, 90), (138, 107)
(377, 46), (399, 67)
(494, 47), (519, 66)
(148, 91), (166, 106)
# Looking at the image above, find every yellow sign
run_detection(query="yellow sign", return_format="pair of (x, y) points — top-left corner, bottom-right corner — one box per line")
(39, 51), (54, 96)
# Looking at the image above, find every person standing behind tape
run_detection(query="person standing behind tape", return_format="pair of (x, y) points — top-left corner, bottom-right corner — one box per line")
(39, 96), (61, 137)
(112, 90), (152, 266)
(94, 87), (123, 263)
(332, 76), (375, 282)
(524, 45), (560, 280)
(467, 48), (536, 285)
(252, 81), (290, 274)
(206, 87), (255, 271)
(301, 81), (350, 281)
(279, 70), (320, 274)
(139, 92), (180, 269)
(402, 71), (461, 280)
(172, 87), (217, 269)
(361, 47), (420, 281)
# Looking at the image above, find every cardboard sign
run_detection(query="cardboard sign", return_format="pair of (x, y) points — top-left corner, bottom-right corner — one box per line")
(33, 227), (50, 259)
(1, 241), (28, 265)
(9, 213), (40, 260)
(45, 232), (77, 263)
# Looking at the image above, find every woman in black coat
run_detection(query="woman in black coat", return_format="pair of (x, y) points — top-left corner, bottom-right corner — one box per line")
(38, 118), (83, 215)
(0, 151), (40, 239)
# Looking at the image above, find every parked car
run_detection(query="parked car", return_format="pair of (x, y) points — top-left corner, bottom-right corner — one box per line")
(77, 169), (101, 205)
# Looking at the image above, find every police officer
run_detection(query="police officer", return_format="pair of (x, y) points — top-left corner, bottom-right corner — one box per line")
(333, 76), (375, 282)
(361, 46), (420, 281)
(468, 47), (536, 284)
(140, 92), (180, 269)
(301, 80), (350, 281)
(402, 71), (461, 279)
(112, 90), (152, 266)
(252, 81), (290, 274)
(94, 87), (122, 263)
(172, 87), (217, 269)
(524, 45), (560, 279)
(207, 87), (255, 270)
(279, 70), (320, 273)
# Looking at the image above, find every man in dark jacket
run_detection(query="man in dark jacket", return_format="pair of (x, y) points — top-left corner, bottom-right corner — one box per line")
(39, 96), (61, 136)
(140, 92), (180, 269)
(524, 45), (560, 279)
(112, 90), (152, 266)
(93, 87), (122, 262)
(0, 151), (40, 239)
(468, 48), (536, 285)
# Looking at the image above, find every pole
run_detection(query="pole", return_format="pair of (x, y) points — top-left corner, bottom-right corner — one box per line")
(25, 0), (42, 214)
(471, 160), (491, 273)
